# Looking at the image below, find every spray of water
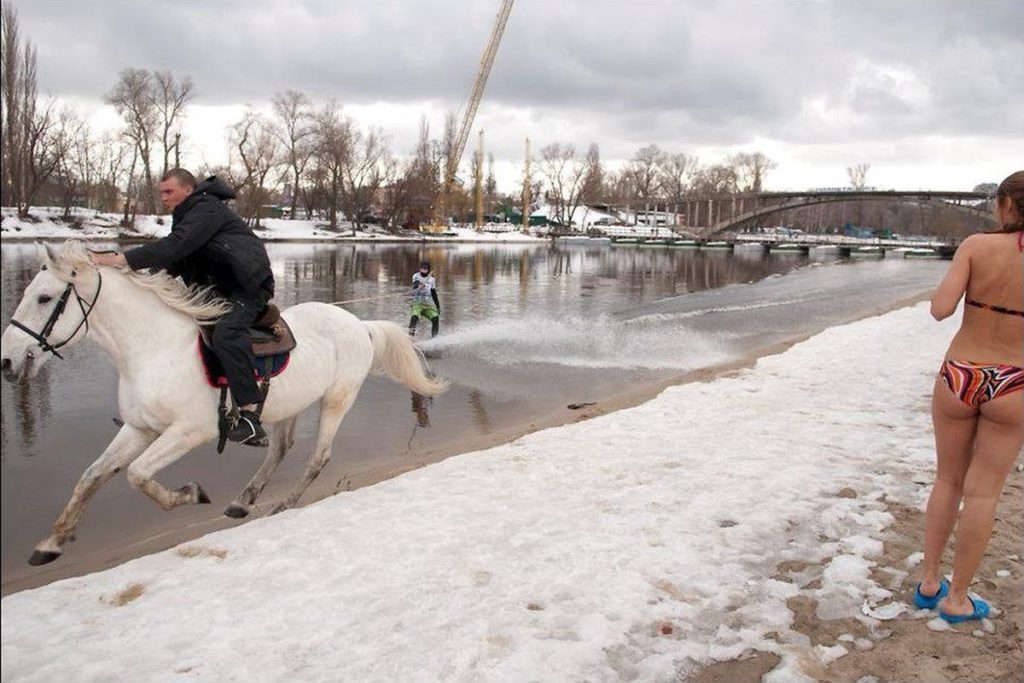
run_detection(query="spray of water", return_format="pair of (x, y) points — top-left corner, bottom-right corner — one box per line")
(419, 312), (738, 371)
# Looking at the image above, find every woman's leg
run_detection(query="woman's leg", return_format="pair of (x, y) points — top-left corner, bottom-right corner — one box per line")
(921, 376), (977, 595)
(941, 390), (1024, 616)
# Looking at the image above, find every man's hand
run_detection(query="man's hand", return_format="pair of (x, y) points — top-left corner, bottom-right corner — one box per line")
(89, 251), (127, 268)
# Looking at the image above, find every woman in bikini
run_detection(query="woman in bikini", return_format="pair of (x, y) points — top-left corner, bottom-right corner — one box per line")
(916, 170), (1024, 623)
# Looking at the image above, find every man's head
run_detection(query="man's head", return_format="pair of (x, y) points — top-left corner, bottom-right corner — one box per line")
(159, 168), (197, 212)
(419, 260), (431, 274)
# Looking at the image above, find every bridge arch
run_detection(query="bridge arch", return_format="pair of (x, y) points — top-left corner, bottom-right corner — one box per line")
(697, 190), (991, 238)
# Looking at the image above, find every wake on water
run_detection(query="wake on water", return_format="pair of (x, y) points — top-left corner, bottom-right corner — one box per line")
(418, 312), (738, 371)
(416, 259), (944, 374)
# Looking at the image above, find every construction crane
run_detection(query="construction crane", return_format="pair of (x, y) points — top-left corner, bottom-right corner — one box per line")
(425, 0), (514, 232)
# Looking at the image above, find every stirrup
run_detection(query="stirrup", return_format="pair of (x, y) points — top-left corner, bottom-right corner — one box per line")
(228, 412), (268, 447)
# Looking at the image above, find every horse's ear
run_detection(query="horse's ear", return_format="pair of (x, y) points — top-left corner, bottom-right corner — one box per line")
(36, 242), (58, 270)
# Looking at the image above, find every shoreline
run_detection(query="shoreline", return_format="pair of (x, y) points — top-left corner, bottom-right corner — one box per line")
(0, 234), (547, 245)
(693, 480), (1023, 683)
(1, 291), (934, 596)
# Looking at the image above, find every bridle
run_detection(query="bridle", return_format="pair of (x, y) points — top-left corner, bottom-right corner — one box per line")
(9, 268), (103, 360)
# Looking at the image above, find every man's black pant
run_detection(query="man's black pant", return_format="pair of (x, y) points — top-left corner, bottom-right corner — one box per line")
(211, 287), (272, 407)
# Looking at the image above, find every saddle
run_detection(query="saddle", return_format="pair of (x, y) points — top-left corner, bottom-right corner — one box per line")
(197, 303), (297, 453)
(197, 303), (297, 388)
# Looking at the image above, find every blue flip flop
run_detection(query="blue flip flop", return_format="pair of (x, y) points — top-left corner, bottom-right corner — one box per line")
(940, 596), (990, 624)
(913, 579), (949, 609)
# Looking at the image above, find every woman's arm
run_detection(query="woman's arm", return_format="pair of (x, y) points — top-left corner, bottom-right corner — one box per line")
(930, 237), (973, 320)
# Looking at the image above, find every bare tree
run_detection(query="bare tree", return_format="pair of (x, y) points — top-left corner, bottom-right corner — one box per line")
(93, 131), (131, 212)
(690, 163), (738, 195)
(580, 143), (605, 204)
(485, 151), (497, 219)
(847, 163), (871, 190)
(538, 142), (588, 229)
(625, 144), (664, 201)
(1, 3), (24, 208)
(54, 108), (87, 218)
(310, 101), (354, 231)
(153, 70), (194, 179)
(228, 108), (283, 228)
(388, 116), (441, 230)
(338, 126), (395, 232)
(0, 5), (54, 216)
(272, 90), (314, 219)
(106, 69), (159, 214)
(659, 151), (698, 204)
(119, 143), (140, 227)
(20, 98), (75, 217)
(605, 167), (636, 205)
(728, 151), (776, 192)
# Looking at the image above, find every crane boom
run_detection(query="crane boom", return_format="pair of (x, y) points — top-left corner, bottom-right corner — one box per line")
(429, 0), (513, 230)
(447, 0), (514, 186)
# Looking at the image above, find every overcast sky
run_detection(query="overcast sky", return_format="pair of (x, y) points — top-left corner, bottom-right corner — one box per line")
(11, 0), (1024, 193)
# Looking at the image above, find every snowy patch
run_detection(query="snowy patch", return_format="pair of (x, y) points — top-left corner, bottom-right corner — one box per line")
(0, 207), (546, 244)
(814, 643), (849, 665)
(861, 600), (907, 621)
(0, 303), (958, 681)
(903, 551), (924, 569)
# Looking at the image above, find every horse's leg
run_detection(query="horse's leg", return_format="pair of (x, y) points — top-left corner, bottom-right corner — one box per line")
(224, 416), (298, 519)
(125, 426), (216, 510)
(29, 424), (157, 565)
(270, 392), (357, 515)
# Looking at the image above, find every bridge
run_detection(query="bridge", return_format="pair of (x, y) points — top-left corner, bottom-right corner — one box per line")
(595, 230), (958, 258)
(730, 232), (957, 258)
(595, 189), (992, 238)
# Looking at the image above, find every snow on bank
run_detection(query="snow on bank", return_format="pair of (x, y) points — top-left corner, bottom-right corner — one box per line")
(0, 207), (544, 243)
(1, 304), (956, 682)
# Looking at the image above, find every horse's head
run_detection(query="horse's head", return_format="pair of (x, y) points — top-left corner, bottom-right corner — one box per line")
(1, 241), (102, 382)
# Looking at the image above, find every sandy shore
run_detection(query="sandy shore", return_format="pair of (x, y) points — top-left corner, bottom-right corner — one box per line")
(694, 473), (1023, 683)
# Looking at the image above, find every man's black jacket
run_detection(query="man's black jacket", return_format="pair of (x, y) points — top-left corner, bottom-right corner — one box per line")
(125, 176), (274, 296)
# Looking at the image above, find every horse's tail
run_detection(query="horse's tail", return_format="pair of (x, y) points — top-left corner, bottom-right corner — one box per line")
(363, 321), (448, 396)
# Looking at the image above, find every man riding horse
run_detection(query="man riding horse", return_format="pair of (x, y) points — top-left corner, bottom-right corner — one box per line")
(91, 169), (274, 446)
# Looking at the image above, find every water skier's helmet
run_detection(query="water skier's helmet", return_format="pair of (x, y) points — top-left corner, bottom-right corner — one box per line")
(419, 261), (430, 272)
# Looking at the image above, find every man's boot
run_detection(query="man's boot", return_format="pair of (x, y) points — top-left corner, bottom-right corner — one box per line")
(228, 409), (268, 447)
(408, 315), (419, 337)
(431, 317), (440, 338)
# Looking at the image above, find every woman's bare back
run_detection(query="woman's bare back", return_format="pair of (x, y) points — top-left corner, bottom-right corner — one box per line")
(946, 231), (1024, 366)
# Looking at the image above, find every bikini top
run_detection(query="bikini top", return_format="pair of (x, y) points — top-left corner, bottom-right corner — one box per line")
(965, 299), (1024, 317)
(965, 229), (1024, 317)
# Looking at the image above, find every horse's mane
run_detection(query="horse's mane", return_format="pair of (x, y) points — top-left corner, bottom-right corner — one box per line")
(58, 240), (231, 323)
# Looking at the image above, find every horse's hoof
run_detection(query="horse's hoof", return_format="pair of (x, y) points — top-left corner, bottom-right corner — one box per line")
(28, 549), (61, 566)
(224, 503), (250, 519)
(269, 504), (288, 516)
(179, 483), (211, 505)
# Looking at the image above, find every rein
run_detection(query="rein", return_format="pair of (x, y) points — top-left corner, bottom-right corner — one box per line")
(9, 270), (103, 360)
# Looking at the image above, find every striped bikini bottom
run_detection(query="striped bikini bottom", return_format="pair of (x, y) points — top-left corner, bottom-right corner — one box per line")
(940, 360), (1024, 408)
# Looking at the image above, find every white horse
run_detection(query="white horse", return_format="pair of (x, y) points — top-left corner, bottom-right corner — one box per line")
(0, 240), (447, 566)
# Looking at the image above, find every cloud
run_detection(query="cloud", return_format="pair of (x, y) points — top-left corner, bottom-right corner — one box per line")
(11, 0), (1023, 190)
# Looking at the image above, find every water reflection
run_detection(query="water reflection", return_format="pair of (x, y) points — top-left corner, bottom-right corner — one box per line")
(467, 390), (493, 433)
(410, 392), (431, 428)
(12, 365), (52, 453)
(0, 241), (811, 463)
